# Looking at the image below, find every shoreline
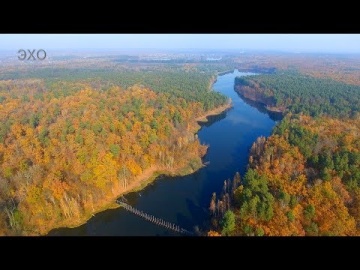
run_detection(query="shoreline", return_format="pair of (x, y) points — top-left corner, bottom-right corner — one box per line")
(48, 160), (206, 234)
(195, 101), (233, 123)
(234, 85), (285, 115)
(264, 105), (285, 113)
(44, 73), (230, 236)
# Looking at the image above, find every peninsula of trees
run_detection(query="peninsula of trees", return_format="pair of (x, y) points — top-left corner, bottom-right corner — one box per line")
(0, 64), (230, 235)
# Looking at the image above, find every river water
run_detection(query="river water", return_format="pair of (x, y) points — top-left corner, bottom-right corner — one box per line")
(49, 69), (281, 236)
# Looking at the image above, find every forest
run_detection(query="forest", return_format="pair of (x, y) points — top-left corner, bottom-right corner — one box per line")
(210, 114), (360, 236)
(210, 67), (360, 236)
(0, 66), (229, 235)
(0, 65), (228, 111)
(232, 53), (360, 86)
(235, 72), (360, 118)
(2, 51), (359, 236)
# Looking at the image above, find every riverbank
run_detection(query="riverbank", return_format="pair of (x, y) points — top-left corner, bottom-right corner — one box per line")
(45, 115), (216, 235)
(195, 101), (233, 123)
(48, 156), (207, 234)
(45, 98), (231, 235)
(234, 85), (285, 114)
(208, 75), (217, 90)
(264, 105), (285, 113)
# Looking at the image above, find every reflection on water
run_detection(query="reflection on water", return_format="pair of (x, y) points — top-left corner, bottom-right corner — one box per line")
(238, 93), (283, 122)
(197, 108), (231, 128)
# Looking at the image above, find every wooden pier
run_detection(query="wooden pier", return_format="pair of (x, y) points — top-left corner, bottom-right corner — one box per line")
(116, 198), (193, 236)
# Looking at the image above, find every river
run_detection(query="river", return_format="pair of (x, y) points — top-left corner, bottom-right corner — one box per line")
(49, 69), (282, 236)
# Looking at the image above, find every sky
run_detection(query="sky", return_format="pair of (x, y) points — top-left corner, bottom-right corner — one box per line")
(0, 34), (359, 53)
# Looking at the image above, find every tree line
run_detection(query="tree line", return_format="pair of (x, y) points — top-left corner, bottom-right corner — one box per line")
(235, 72), (360, 118)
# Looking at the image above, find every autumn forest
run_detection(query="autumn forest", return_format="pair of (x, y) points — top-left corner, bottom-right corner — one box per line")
(209, 54), (360, 236)
(0, 48), (360, 236)
(0, 61), (230, 235)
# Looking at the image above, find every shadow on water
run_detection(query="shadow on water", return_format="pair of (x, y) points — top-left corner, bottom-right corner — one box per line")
(197, 107), (232, 128)
(236, 92), (284, 122)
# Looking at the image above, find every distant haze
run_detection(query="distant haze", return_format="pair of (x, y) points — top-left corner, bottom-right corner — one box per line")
(0, 34), (359, 53)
